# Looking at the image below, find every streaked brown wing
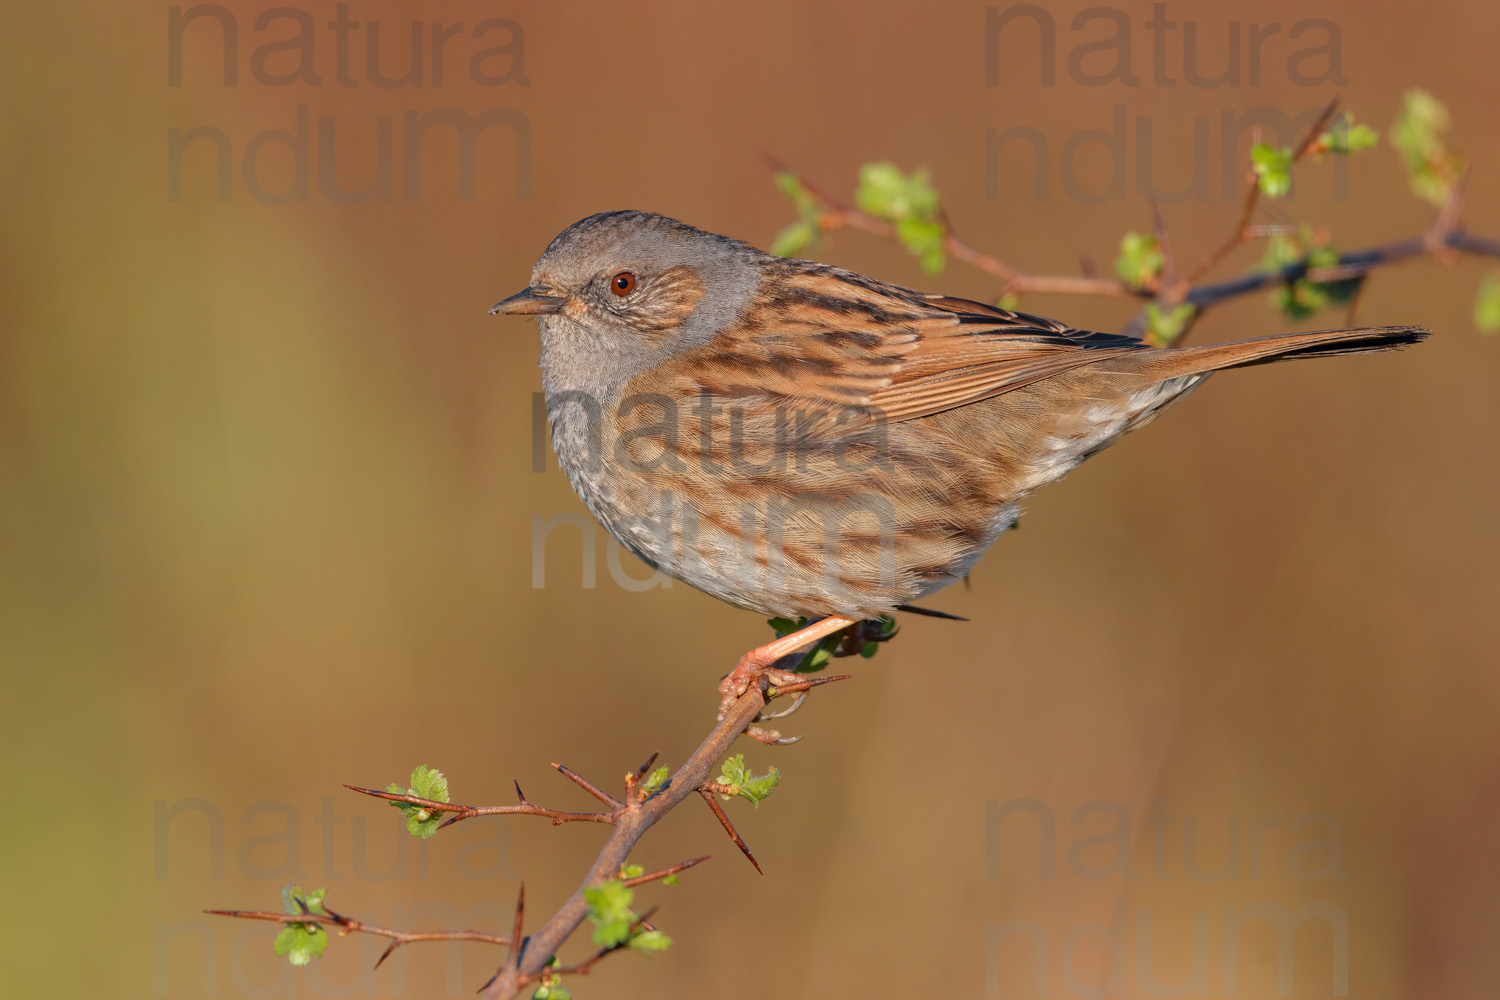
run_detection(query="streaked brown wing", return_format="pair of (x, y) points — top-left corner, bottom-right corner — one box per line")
(869, 292), (1147, 422)
(692, 265), (1148, 424)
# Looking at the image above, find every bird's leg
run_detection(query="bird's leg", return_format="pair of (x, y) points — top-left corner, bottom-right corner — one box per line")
(718, 615), (860, 720)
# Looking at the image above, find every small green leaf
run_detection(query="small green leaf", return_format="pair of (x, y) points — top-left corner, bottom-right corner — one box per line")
(281, 883), (327, 917)
(858, 615), (897, 659)
(767, 616), (839, 673)
(662, 874), (680, 886)
(532, 984), (572, 1000)
(772, 170), (824, 257)
(855, 162), (946, 272)
(620, 863), (644, 879)
(997, 292), (1020, 311)
(737, 767), (780, 806)
(1145, 303), (1196, 346)
(583, 880), (635, 948)
(1259, 229), (1357, 319)
(774, 170), (816, 212)
(1260, 233), (1301, 271)
(770, 219), (815, 258)
(275, 885), (329, 966)
(719, 753), (747, 788)
(1476, 272), (1500, 333)
(629, 929), (673, 953)
(855, 162), (939, 220)
(1343, 124), (1380, 152)
(766, 616), (803, 638)
(1251, 143), (1294, 199)
(1391, 89), (1464, 207)
(385, 766), (450, 839)
(410, 766), (449, 803)
(895, 217), (946, 274)
(1319, 114), (1379, 156)
(1113, 231), (1163, 285)
(717, 754), (780, 807)
(274, 923), (328, 966)
(640, 765), (670, 795)
(800, 645), (832, 673)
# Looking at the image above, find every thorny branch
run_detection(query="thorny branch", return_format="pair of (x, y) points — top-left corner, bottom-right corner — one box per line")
(211, 657), (851, 1000)
(474, 671), (848, 999)
(202, 905), (511, 970)
(772, 96), (1500, 344)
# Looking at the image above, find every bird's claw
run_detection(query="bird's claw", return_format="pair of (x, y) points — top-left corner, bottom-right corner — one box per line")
(755, 692), (807, 722)
(717, 662), (804, 720)
(745, 726), (804, 746)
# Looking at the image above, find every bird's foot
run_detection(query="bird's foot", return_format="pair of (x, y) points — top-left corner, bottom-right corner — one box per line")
(717, 660), (807, 723)
(716, 614), (860, 723)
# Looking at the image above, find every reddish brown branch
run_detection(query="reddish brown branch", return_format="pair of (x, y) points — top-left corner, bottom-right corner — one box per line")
(1178, 96), (1342, 291)
(697, 787), (762, 874)
(552, 762), (625, 809)
(624, 751), (661, 802)
(623, 854), (712, 888)
(770, 95), (1500, 348)
(531, 906), (663, 985)
(203, 907), (511, 969)
(505, 884), (526, 975)
(343, 783), (616, 827)
(477, 681), (798, 999)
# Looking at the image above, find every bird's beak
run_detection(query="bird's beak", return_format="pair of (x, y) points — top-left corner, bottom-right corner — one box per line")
(489, 286), (566, 316)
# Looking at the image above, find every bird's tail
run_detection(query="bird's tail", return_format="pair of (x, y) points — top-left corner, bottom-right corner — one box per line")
(1139, 325), (1429, 378)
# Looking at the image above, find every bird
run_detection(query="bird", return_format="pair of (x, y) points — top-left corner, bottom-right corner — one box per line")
(490, 210), (1427, 726)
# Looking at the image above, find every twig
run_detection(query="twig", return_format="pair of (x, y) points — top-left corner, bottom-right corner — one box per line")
(343, 782), (616, 827)
(202, 907), (510, 970)
(480, 681), (793, 999)
(770, 99), (1500, 347)
(768, 154), (1135, 299)
(551, 762), (625, 810)
(505, 884), (526, 974)
(543, 906), (662, 981)
(624, 751), (660, 802)
(623, 855), (712, 888)
(697, 787), (762, 874)
(1177, 96), (1342, 291)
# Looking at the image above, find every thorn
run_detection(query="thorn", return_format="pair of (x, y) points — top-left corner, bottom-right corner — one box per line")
(476, 971), (498, 994)
(513, 779), (528, 803)
(552, 762), (624, 809)
(769, 673), (852, 697)
(622, 854), (712, 888)
(373, 939), (401, 970)
(320, 904), (352, 927)
(699, 788), (762, 875)
(632, 904), (661, 931)
(437, 811), (468, 830)
(755, 692), (806, 721)
(506, 884), (526, 971)
(632, 752), (660, 781)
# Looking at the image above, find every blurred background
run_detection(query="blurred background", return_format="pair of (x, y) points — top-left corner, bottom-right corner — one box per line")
(4, 1), (1498, 997)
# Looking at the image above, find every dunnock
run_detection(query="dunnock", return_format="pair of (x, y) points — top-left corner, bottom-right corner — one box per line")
(492, 211), (1426, 724)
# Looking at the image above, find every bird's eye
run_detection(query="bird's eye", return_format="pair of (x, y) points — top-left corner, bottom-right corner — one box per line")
(610, 271), (637, 296)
